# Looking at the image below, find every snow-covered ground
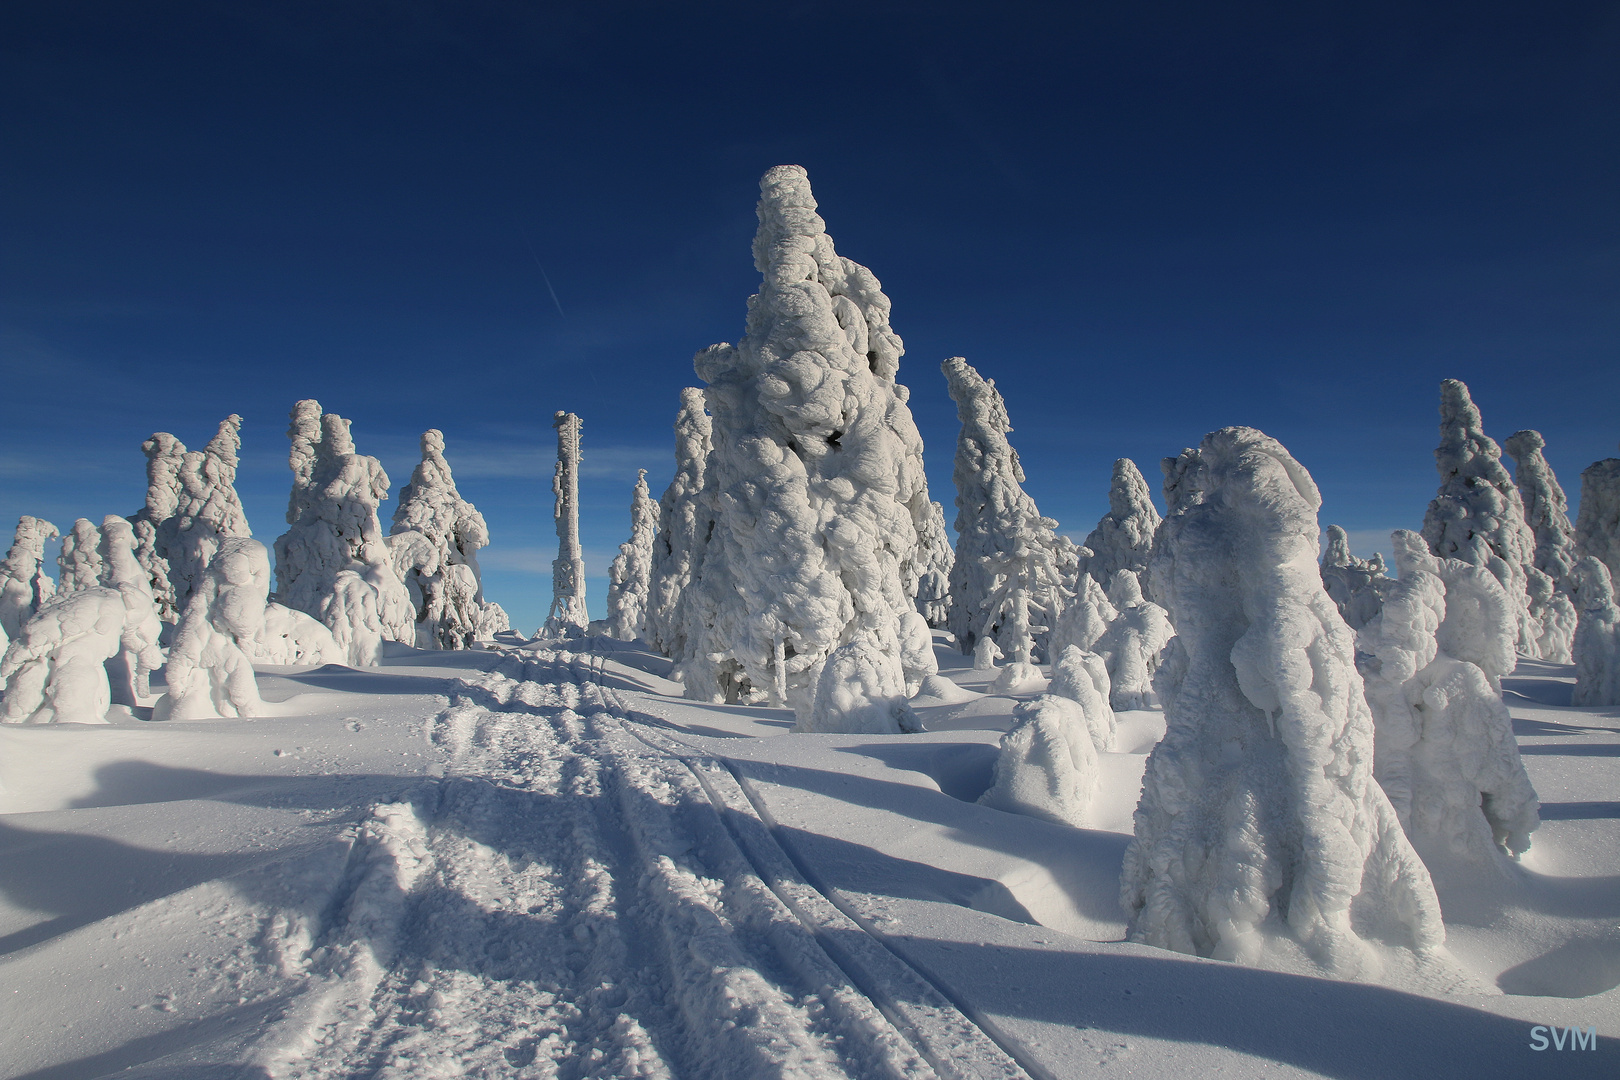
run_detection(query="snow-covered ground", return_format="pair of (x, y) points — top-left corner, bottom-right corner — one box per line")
(1, 635), (1615, 1078)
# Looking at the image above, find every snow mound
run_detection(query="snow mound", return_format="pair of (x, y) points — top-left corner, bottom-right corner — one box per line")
(1123, 426), (1443, 974)
(800, 630), (922, 735)
(1047, 644), (1115, 752)
(989, 661), (1045, 695)
(156, 537), (270, 721)
(1572, 556), (1620, 707)
(978, 695), (1099, 827)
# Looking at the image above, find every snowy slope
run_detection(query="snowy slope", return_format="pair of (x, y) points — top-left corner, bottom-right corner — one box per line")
(1, 637), (1616, 1078)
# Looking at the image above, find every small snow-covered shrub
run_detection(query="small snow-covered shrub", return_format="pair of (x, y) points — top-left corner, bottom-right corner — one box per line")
(799, 630), (922, 735)
(978, 695), (1098, 827)
(1572, 556), (1620, 707)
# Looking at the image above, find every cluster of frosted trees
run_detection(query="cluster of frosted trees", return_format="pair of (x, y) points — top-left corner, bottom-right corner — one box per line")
(0, 405), (509, 726)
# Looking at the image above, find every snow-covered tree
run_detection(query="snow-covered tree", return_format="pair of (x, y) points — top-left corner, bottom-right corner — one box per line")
(943, 356), (1065, 665)
(1577, 447), (1620, 584)
(1571, 556), (1620, 707)
(155, 537), (269, 721)
(389, 429), (509, 649)
(1357, 530), (1540, 865)
(1318, 525), (1390, 631)
(1047, 644), (1114, 752)
(978, 695), (1098, 827)
(1122, 427), (1443, 973)
(910, 499), (954, 628)
(1092, 570), (1173, 710)
(646, 388), (714, 658)
(273, 401), (414, 666)
(57, 518), (104, 596)
(1420, 379), (1543, 658)
(677, 165), (937, 718)
(543, 410), (589, 637)
(1081, 459), (1160, 591)
(800, 629), (922, 734)
(604, 469), (658, 641)
(0, 516), (58, 641)
(1049, 568), (1116, 660)
(134, 430), (184, 623)
(1502, 429), (1578, 662)
(98, 515), (165, 707)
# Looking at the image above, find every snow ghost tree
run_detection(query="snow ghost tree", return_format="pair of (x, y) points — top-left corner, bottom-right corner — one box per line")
(1319, 525), (1390, 631)
(1122, 427), (1443, 973)
(1049, 568), (1117, 660)
(1409, 533), (1518, 693)
(943, 356), (1066, 665)
(678, 165), (937, 719)
(910, 499), (954, 628)
(801, 629), (923, 735)
(1502, 429), (1578, 662)
(1420, 379), (1542, 658)
(1047, 644), (1114, 752)
(0, 516), (59, 642)
(543, 410), (589, 637)
(646, 388), (714, 658)
(273, 401), (414, 666)
(389, 429), (509, 649)
(155, 537), (269, 721)
(978, 695), (1099, 827)
(1571, 556), (1620, 707)
(604, 469), (658, 642)
(1357, 530), (1540, 864)
(98, 515), (165, 707)
(1092, 570), (1173, 710)
(1, 518), (163, 725)
(56, 518), (104, 596)
(1081, 459), (1160, 591)
(1577, 446), (1620, 585)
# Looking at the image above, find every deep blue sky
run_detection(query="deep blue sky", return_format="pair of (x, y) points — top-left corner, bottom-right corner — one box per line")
(4, 1), (1617, 632)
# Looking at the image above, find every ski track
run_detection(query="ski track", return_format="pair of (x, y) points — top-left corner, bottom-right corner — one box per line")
(250, 643), (1030, 1080)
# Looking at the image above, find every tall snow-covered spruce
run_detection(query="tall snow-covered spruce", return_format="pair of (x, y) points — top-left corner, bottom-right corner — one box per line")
(1577, 444), (1620, 584)
(543, 410), (589, 637)
(1081, 458), (1160, 590)
(605, 469), (658, 642)
(646, 388), (714, 658)
(1502, 429), (1578, 662)
(679, 165), (936, 726)
(943, 356), (1066, 668)
(1122, 427), (1442, 973)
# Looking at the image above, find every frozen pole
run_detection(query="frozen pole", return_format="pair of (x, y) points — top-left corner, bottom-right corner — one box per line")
(546, 410), (589, 635)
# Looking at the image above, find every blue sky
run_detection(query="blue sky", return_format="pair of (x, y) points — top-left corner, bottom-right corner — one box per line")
(3, 1), (1617, 632)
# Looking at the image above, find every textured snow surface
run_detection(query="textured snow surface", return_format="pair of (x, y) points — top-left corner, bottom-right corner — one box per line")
(604, 469), (658, 642)
(677, 165), (936, 718)
(1047, 644), (1116, 752)
(1123, 427), (1444, 974)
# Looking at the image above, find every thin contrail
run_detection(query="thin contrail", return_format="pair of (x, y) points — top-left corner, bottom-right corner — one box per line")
(519, 225), (566, 319)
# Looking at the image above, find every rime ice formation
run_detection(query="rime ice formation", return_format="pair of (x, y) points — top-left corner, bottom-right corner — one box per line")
(0, 517), (59, 641)
(1359, 530), (1541, 863)
(1502, 430), (1578, 662)
(1122, 427), (1443, 973)
(1, 519), (163, 725)
(1420, 380), (1543, 658)
(155, 537), (269, 721)
(1049, 569), (1118, 661)
(57, 518), (104, 596)
(1047, 644), (1115, 753)
(972, 635), (1002, 671)
(1318, 526), (1390, 631)
(910, 499), (954, 628)
(646, 388), (714, 659)
(273, 401), (414, 666)
(253, 603), (345, 666)
(678, 165), (936, 718)
(1397, 532), (1519, 694)
(543, 411), (589, 638)
(1092, 570), (1174, 710)
(943, 356), (1066, 664)
(1577, 449), (1620, 584)
(800, 630), (922, 734)
(605, 470), (658, 642)
(978, 695), (1099, 827)
(1081, 459), (1160, 590)
(389, 429), (509, 649)
(1571, 557), (1620, 707)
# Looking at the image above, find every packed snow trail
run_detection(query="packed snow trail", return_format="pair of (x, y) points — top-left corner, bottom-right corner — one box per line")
(254, 644), (1029, 1079)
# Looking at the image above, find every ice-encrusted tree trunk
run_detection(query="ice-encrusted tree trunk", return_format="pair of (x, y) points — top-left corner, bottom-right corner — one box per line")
(1420, 379), (1542, 658)
(1358, 530), (1540, 865)
(273, 401), (414, 666)
(1577, 446), (1620, 584)
(389, 429), (509, 649)
(1122, 427), (1443, 974)
(910, 499), (954, 628)
(543, 410), (589, 637)
(943, 356), (1066, 665)
(57, 518), (104, 596)
(677, 165), (937, 723)
(1571, 556), (1620, 707)
(1319, 525), (1390, 631)
(646, 388), (714, 658)
(1502, 429), (1578, 662)
(0, 516), (59, 642)
(603, 470), (658, 642)
(1081, 458), (1160, 591)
